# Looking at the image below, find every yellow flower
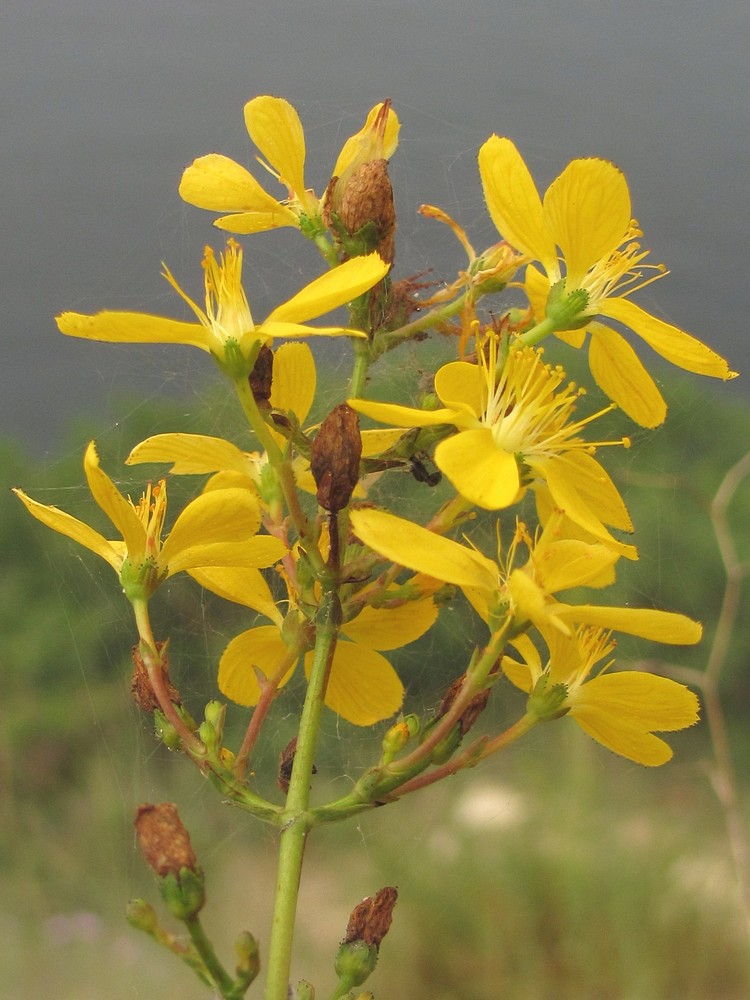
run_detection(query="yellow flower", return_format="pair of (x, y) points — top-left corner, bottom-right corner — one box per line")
(502, 627), (700, 765)
(179, 96), (400, 236)
(13, 442), (283, 602)
(352, 332), (633, 549)
(349, 507), (700, 645)
(189, 565), (437, 726)
(56, 241), (389, 377)
(478, 136), (736, 427)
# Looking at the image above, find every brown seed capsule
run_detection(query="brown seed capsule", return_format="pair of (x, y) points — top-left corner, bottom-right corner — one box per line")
(343, 886), (398, 949)
(336, 159), (396, 265)
(249, 344), (274, 406)
(436, 674), (493, 736)
(134, 803), (198, 878)
(310, 404), (362, 512)
(131, 642), (181, 713)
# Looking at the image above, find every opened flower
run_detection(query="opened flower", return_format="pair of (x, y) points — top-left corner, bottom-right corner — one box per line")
(503, 626), (700, 765)
(179, 95), (400, 237)
(56, 241), (389, 377)
(189, 565), (437, 726)
(14, 442), (284, 602)
(349, 507), (701, 645)
(479, 136), (736, 426)
(351, 332), (633, 549)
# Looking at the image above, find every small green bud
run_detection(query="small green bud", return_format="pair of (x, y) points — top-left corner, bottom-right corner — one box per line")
(126, 898), (159, 935)
(292, 981), (316, 1000)
(153, 710), (181, 750)
(234, 930), (261, 986)
(334, 939), (378, 990)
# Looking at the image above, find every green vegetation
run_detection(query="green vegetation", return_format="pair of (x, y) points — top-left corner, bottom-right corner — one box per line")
(3, 372), (750, 997)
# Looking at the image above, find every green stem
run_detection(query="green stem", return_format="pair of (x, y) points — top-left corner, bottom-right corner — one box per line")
(517, 315), (559, 348)
(349, 337), (372, 399)
(264, 591), (341, 1000)
(184, 914), (236, 997)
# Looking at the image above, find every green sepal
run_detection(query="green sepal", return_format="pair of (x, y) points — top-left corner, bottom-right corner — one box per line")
(528, 674), (570, 721)
(234, 930), (261, 987)
(545, 280), (591, 331)
(159, 866), (206, 921)
(334, 939), (378, 990)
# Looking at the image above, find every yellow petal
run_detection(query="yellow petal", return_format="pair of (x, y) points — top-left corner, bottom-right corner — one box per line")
(332, 102), (400, 177)
(360, 427), (409, 457)
(56, 311), (210, 351)
(434, 361), (484, 414)
(14, 488), (121, 572)
(570, 672), (699, 765)
(214, 210), (301, 235)
(350, 508), (498, 592)
(555, 451), (633, 532)
(535, 454), (629, 543)
(260, 320), (367, 340)
(478, 136), (558, 273)
(270, 342), (316, 423)
(244, 96), (307, 200)
(507, 569), (571, 635)
(305, 642), (403, 725)
(554, 604), (702, 644)
(83, 442), (145, 556)
(179, 153), (297, 226)
(342, 599), (437, 650)
(544, 159), (631, 282)
(161, 488), (261, 573)
(435, 429), (520, 509)
(349, 398), (458, 428)
(189, 566), (284, 625)
(219, 626), (297, 706)
(127, 433), (253, 475)
(588, 323), (666, 428)
(533, 538), (619, 593)
(265, 254), (389, 324)
(600, 297), (737, 379)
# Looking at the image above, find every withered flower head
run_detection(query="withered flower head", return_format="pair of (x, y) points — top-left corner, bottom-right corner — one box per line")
(343, 886), (398, 949)
(310, 403), (362, 512)
(131, 641), (180, 713)
(134, 802), (198, 878)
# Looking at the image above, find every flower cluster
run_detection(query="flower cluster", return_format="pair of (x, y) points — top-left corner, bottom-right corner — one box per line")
(18, 96), (734, 775)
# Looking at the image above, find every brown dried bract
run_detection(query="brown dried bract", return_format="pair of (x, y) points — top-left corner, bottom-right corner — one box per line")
(134, 802), (198, 877)
(343, 886), (398, 949)
(131, 642), (181, 713)
(310, 404), (362, 512)
(436, 674), (492, 736)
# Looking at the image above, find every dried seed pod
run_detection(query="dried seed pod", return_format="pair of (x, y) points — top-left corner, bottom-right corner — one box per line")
(134, 802), (198, 878)
(310, 404), (362, 512)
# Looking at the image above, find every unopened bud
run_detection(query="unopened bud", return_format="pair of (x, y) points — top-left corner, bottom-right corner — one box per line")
(126, 898), (159, 935)
(310, 404), (362, 512)
(234, 930), (261, 986)
(293, 981), (316, 1000)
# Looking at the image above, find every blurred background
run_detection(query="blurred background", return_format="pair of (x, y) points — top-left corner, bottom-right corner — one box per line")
(2, 1), (750, 997)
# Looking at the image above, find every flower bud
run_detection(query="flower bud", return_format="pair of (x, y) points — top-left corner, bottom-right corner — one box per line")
(310, 404), (362, 512)
(134, 803), (205, 920)
(234, 930), (261, 986)
(292, 981), (316, 1000)
(126, 898), (160, 935)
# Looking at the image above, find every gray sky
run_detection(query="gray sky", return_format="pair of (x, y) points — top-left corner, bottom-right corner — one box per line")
(3, 0), (748, 458)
